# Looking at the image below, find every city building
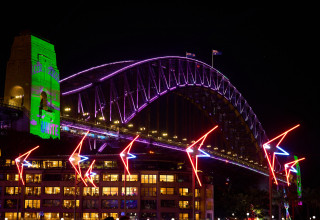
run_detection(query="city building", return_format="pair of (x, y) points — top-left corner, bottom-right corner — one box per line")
(0, 152), (214, 220)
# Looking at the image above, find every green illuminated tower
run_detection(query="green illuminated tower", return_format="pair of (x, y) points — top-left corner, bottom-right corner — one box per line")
(4, 33), (60, 139)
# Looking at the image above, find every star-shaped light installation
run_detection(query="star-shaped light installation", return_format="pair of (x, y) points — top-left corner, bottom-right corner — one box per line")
(15, 146), (40, 185)
(69, 130), (90, 186)
(262, 124), (300, 185)
(284, 157), (305, 186)
(186, 125), (218, 186)
(84, 159), (97, 187)
(120, 135), (139, 176)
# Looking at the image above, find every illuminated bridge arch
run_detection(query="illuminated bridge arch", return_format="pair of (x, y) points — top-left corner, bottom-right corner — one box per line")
(61, 56), (268, 162)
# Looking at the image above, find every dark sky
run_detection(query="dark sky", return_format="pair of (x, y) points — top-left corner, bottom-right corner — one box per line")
(0, 2), (318, 186)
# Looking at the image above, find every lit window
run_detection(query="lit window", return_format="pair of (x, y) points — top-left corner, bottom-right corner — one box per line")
(26, 174), (41, 183)
(195, 201), (200, 210)
(31, 161), (41, 168)
(160, 175), (174, 182)
(44, 213), (59, 219)
(179, 188), (189, 196)
(179, 201), (190, 209)
(160, 187), (174, 195)
(25, 187), (41, 196)
(195, 188), (200, 197)
(102, 213), (118, 219)
(122, 187), (138, 196)
(141, 174), (157, 183)
(45, 187), (60, 194)
(63, 200), (79, 208)
(122, 174), (138, 181)
(104, 160), (117, 168)
(102, 187), (118, 196)
(5, 187), (20, 195)
(25, 199), (40, 209)
(64, 187), (80, 196)
(5, 159), (11, 166)
(83, 213), (99, 219)
(103, 174), (118, 181)
(43, 160), (63, 168)
(6, 174), (19, 181)
(179, 213), (189, 220)
(25, 212), (40, 219)
(5, 213), (21, 219)
(85, 174), (99, 183)
(83, 187), (99, 196)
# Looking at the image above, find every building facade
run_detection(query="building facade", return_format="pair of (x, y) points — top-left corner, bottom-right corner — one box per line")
(0, 155), (214, 220)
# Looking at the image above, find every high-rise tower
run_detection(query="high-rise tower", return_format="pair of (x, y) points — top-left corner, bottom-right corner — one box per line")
(4, 33), (60, 139)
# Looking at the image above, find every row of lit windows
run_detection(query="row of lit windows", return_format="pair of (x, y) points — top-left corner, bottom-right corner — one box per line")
(4, 159), (118, 169)
(3, 174), (178, 183)
(4, 212), (119, 220)
(3, 198), (198, 210)
(4, 212), (191, 220)
(2, 186), (199, 197)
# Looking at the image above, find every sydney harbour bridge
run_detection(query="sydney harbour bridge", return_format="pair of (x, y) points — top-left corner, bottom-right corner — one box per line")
(59, 56), (284, 182)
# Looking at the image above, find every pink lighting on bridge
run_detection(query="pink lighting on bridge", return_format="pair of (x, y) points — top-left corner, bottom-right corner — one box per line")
(69, 130), (90, 186)
(120, 135), (139, 176)
(284, 157), (305, 186)
(263, 124), (300, 185)
(15, 146), (40, 185)
(84, 159), (97, 187)
(186, 125), (218, 186)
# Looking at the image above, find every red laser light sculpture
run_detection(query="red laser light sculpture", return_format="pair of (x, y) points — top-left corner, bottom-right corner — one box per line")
(284, 157), (305, 186)
(84, 160), (97, 187)
(69, 130), (90, 186)
(120, 135), (139, 176)
(262, 124), (300, 185)
(15, 146), (40, 185)
(186, 125), (218, 186)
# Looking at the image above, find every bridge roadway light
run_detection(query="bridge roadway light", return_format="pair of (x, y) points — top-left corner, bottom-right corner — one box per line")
(64, 107), (71, 112)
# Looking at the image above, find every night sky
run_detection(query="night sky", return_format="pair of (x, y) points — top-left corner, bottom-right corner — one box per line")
(0, 3), (318, 187)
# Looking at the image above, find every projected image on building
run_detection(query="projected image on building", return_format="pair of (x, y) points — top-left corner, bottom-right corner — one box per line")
(30, 36), (60, 139)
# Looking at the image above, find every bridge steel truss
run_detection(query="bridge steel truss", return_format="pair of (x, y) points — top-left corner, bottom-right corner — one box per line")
(61, 56), (271, 173)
